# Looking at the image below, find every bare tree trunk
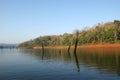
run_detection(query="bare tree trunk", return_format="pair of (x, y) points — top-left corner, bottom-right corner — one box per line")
(114, 31), (117, 42)
(68, 39), (73, 53)
(68, 44), (71, 53)
(74, 37), (80, 72)
(74, 37), (78, 54)
(42, 41), (44, 53)
(73, 30), (80, 72)
(42, 41), (44, 60)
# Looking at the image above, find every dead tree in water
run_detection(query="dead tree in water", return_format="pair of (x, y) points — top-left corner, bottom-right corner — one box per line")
(68, 43), (71, 53)
(42, 40), (44, 60)
(68, 38), (74, 53)
(68, 38), (73, 57)
(73, 30), (80, 72)
(74, 30), (79, 53)
(67, 44), (71, 57)
(42, 40), (44, 53)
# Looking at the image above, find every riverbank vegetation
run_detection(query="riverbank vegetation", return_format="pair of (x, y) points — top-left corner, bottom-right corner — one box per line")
(18, 20), (120, 48)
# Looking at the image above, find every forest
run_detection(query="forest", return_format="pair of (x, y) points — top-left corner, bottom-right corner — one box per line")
(18, 20), (120, 48)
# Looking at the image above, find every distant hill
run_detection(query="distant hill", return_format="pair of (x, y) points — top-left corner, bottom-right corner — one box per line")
(0, 43), (18, 49)
(18, 20), (120, 48)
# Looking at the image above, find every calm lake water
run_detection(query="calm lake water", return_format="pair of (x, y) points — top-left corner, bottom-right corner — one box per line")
(0, 48), (120, 80)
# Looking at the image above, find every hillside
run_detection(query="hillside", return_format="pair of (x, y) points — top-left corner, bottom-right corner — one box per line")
(18, 20), (120, 48)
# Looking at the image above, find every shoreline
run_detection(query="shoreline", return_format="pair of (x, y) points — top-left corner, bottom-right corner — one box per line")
(33, 44), (120, 49)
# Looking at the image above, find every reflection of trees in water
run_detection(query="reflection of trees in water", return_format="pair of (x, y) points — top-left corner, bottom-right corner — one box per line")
(73, 51), (80, 72)
(116, 53), (120, 76)
(20, 48), (120, 75)
(20, 49), (72, 63)
(77, 48), (120, 75)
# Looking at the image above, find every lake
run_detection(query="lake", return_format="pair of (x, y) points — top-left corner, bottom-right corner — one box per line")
(0, 48), (120, 80)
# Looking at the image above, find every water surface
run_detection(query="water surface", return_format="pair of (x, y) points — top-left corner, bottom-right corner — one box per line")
(0, 48), (120, 80)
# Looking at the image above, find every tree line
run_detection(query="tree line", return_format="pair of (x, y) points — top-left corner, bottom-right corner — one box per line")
(18, 20), (120, 48)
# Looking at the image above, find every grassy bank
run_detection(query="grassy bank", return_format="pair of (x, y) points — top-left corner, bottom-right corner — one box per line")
(32, 43), (120, 49)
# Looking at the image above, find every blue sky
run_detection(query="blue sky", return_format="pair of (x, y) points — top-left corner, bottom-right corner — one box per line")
(0, 0), (120, 44)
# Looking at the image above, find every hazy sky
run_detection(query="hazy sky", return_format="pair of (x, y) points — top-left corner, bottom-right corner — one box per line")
(0, 0), (120, 44)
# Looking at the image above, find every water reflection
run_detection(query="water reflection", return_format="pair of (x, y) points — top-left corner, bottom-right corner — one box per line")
(77, 48), (120, 76)
(20, 48), (120, 75)
(42, 49), (44, 60)
(73, 51), (80, 72)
